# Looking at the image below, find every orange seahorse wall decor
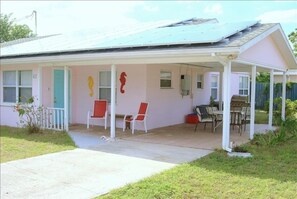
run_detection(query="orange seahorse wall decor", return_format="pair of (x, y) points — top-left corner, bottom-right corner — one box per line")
(119, 72), (127, 94)
(88, 76), (94, 97)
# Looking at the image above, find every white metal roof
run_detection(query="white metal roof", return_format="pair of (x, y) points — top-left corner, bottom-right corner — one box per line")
(0, 20), (258, 57)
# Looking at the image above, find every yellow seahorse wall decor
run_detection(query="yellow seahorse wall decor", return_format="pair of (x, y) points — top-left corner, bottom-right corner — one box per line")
(88, 76), (94, 97)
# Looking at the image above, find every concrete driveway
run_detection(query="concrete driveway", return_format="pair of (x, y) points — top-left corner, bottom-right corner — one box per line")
(1, 132), (212, 199)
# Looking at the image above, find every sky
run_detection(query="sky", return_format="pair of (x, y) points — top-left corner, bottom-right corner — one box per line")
(1, 1), (297, 38)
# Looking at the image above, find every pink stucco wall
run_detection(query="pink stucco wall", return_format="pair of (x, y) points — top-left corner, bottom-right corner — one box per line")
(192, 71), (246, 107)
(239, 35), (287, 70)
(229, 73), (246, 97)
(0, 105), (20, 126)
(0, 63), (249, 130)
(71, 64), (147, 128)
(146, 64), (192, 128)
(193, 71), (212, 105)
(71, 64), (207, 130)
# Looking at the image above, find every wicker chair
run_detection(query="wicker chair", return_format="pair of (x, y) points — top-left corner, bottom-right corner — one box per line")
(242, 106), (251, 131)
(230, 109), (244, 135)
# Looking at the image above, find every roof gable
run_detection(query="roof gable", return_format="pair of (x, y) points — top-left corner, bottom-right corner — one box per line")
(238, 24), (297, 70)
(239, 35), (287, 70)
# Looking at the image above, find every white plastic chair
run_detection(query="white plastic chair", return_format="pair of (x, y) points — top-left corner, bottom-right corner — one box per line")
(123, 102), (149, 134)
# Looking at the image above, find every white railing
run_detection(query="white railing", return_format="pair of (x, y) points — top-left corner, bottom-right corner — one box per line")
(41, 107), (65, 131)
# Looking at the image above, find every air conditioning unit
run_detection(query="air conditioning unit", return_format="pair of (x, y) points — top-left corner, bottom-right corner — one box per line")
(181, 75), (190, 96)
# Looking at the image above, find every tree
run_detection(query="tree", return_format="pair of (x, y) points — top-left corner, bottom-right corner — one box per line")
(256, 72), (270, 83)
(0, 13), (34, 43)
(288, 28), (297, 56)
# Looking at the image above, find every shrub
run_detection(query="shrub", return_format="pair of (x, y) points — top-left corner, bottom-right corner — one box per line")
(264, 97), (297, 125)
(282, 117), (297, 138)
(274, 98), (297, 125)
(251, 118), (297, 146)
(15, 96), (44, 133)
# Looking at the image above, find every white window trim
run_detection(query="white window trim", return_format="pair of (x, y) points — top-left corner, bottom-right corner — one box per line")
(2, 70), (33, 104)
(210, 74), (219, 101)
(197, 74), (204, 89)
(239, 75), (250, 96)
(160, 71), (172, 89)
(98, 70), (117, 103)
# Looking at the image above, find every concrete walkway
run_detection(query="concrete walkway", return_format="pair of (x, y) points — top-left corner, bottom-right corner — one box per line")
(1, 131), (213, 199)
(1, 149), (176, 199)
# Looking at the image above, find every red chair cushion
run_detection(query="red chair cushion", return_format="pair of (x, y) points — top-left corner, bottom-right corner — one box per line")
(92, 100), (107, 118)
(135, 102), (148, 120)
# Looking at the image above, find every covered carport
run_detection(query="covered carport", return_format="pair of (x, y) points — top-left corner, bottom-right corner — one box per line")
(102, 22), (296, 151)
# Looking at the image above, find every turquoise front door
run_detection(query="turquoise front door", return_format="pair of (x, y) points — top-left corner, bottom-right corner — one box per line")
(54, 70), (64, 109)
(54, 69), (70, 123)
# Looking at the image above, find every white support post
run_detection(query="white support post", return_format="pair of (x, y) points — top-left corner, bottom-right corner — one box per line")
(250, 65), (256, 140)
(38, 66), (43, 106)
(222, 61), (231, 151)
(64, 66), (69, 131)
(110, 64), (116, 139)
(281, 72), (286, 121)
(268, 70), (274, 128)
(219, 71), (223, 110)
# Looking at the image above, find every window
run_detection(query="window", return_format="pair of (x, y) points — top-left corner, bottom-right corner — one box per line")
(98, 71), (111, 102)
(239, 76), (249, 96)
(160, 71), (172, 88)
(197, 74), (203, 89)
(98, 71), (117, 103)
(3, 70), (32, 103)
(210, 75), (218, 100)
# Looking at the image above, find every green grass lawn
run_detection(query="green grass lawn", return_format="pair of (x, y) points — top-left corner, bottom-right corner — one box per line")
(255, 110), (297, 124)
(99, 137), (297, 199)
(255, 110), (268, 124)
(0, 126), (76, 163)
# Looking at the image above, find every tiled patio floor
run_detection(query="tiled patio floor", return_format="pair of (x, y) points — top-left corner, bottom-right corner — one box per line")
(69, 123), (272, 150)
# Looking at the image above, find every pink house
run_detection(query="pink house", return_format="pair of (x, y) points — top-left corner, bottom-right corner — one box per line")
(1, 18), (296, 150)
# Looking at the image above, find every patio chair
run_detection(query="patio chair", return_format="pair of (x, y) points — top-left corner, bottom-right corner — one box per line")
(123, 102), (149, 134)
(195, 106), (214, 132)
(87, 100), (108, 129)
(230, 110), (244, 135)
(208, 106), (224, 133)
(206, 106), (222, 129)
(242, 106), (250, 131)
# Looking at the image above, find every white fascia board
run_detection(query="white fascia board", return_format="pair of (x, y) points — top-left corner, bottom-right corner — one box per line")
(275, 24), (297, 60)
(273, 25), (297, 69)
(0, 47), (240, 66)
